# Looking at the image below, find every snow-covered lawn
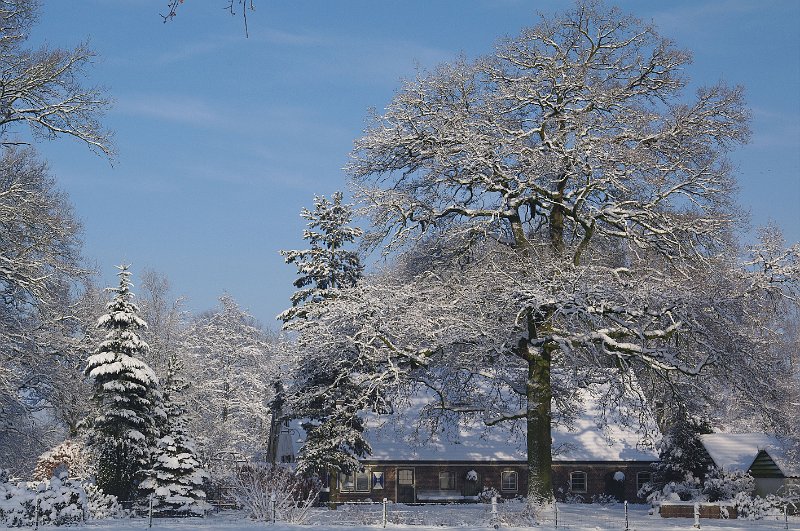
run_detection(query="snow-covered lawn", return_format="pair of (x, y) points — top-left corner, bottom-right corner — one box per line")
(38, 503), (798, 530)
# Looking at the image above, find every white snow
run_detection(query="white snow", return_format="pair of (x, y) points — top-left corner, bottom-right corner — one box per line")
(359, 383), (659, 463)
(286, 380), (659, 463)
(40, 504), (800, 531)
(700, 433), (799, 476)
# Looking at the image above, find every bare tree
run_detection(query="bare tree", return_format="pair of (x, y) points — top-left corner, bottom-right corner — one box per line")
(181, 295), (277, 463)
(0, 147), (89, 473)
(0, 0), (113, 156)
(161, 0), (255, 38)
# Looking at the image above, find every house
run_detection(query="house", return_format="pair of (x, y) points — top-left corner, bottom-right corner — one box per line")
(699, 433), (800, 496)
(279, 378), (660, 504)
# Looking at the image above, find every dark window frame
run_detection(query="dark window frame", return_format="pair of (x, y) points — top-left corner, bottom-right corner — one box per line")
(570, 471), (587, 493)
(439, 470), (456, 490)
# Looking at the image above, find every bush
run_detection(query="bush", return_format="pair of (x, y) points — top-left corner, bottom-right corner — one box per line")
(0, 470), (87, 527)
(84, 482), (122, 519)
(477, 486), (502, 503)
(702, 469), (754, 502)
(733, 492), (784, 520)
(33, 440), (93, 481)
(230, 463), (319, 523)
(648, 478), (702, 503)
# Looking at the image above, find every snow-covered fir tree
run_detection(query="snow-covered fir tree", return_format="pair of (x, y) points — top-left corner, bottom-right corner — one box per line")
(83, 265), (164, 501)
(641, 413), (715, 499)
(279, 192), (372, 474)
(278, 191), (363, 323)
(139, 352), (209, 515)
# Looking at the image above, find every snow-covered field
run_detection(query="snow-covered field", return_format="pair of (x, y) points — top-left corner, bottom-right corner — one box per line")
(35, 504), (798, 531)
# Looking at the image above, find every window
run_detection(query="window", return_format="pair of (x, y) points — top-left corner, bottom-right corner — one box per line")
(501, 470), (518, 492)
(636, 471), (652, 495)
(570, 471), (587, 493)
(398, 469), (414, 485)
(439, 471), (456, 490)
(340, 470), (371, 492)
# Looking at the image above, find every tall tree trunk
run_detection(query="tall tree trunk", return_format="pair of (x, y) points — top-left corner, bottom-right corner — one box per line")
(511, 213), (556, 507)
(524, 315), (554, 507)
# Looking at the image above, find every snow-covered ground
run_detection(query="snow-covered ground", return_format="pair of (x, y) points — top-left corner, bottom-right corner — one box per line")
(36, 503), (799, 530)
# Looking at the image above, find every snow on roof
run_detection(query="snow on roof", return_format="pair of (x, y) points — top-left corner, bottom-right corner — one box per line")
(699, 433), (800, 477)
(359, 381), (659, 463)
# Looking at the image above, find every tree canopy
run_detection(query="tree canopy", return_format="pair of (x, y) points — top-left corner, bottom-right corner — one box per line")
(287, 1), (799, 508)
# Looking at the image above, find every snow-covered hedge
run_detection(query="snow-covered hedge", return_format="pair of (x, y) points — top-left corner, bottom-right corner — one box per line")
(0, 470), (85, 527)
(702, 468), (755, 502)
(0, 469), (121, 527)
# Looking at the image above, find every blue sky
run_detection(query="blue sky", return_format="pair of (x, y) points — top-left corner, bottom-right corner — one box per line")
(28, 1), (800, 329)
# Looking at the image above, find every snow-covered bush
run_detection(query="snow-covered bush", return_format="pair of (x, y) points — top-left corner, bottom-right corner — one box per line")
(35, 474), (87, 526)
(777, 482), (799, 513)
(84, 482), (122, 519)
(478, 486), (502, 503)
(591, 493), (619, 505)
(230, 463), (319, 523)
(563, 491), (584, 504)
(33, 439), (93, 481)
(702, 468), (754, 502)
(733, 492), (785, 520)
(0, 470), (88, 527)
(641, 415), (713, 501)
(649, 478), (702, 503)
(0, 474), (36, 527)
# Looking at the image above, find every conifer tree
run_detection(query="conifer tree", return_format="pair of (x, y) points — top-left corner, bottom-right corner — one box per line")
(84, 265), (164, 501)
(653, 413), (715, 484)
(139, 353), (209, 515)
(280, 192), (370, 474)
(278, 191), (363, 323)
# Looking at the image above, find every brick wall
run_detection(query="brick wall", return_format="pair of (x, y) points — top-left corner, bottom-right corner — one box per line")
(659, 503), (738, 519)
(552, 463), (655, 503)
(331, 461), (655, 504)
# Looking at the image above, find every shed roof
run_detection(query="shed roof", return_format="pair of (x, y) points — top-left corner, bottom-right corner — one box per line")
(699, 433), (799, 477)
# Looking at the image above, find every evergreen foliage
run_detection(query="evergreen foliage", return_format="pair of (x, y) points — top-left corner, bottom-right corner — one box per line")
(654, 414), (715, 484)
(278, 191), (363, 323)
(641, 413), (715, 501)
(83, 265), (164, 501)
(279, 192), (371, 474)
(139, 353), (209, 515)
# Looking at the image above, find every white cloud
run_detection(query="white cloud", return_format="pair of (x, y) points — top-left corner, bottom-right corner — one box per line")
(113, 95), (234, 129)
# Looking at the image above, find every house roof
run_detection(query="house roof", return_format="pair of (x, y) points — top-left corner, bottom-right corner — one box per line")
(361, 384), (658, 463)
(283, 373), (660, 464)
(699, 433), (800, 477)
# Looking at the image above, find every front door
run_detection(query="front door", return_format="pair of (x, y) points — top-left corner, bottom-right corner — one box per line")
(463, 471), (481, 497)
(397, 468), (415, 503)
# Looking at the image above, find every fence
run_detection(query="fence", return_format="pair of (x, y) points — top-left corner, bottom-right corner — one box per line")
(301, 499), (798, 530)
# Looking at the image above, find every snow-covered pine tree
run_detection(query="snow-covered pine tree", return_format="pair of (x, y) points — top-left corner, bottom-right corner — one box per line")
(279, 192), (372, 474)
(139, 352), (209, 515)
(641, 412), (714, 500)
(83, 265), (164, 502)
(278, 191), (363, 323)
